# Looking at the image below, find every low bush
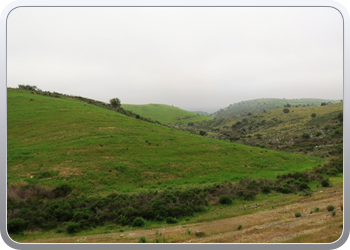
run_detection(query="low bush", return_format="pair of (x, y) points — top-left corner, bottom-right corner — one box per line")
(327, 205), (335, 212)
(219, 195), (232, 205)
(237, 225), (242, 230)
(332, 211), (336, 216)
(132, 217), (145, 227)
(7, 218), (28, 234)
(314, 207), (320, 212)
(66, 222), (82, 234)
(295, 212), (301, 217)
(139, 236), (146, 243)
(166, 217), (178, 224)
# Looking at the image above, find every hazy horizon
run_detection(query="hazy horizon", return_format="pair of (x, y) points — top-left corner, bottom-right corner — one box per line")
(8, 7), (343, 113)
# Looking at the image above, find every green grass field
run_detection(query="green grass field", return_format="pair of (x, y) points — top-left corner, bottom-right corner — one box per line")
(122, 103), (213, 124)
(7, 88), (326, 196)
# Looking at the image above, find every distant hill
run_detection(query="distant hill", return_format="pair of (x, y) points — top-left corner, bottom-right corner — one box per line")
(122, 104), (213, 124)
(190, 111), (211, 116)
(196, 103), (343, 157)
(211, 98), (342, 118)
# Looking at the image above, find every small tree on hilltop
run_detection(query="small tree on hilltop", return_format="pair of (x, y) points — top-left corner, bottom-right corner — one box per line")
(321, 102), (327, 106)
(110, 98), (121, 108)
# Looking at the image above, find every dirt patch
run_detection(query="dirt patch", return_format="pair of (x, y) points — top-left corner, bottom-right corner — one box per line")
(101, 156), (114, 159)
(11, 164), (23, 170)
(98, 127), (116, 130)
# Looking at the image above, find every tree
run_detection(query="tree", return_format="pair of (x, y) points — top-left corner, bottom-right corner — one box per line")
(283, 108), (290, 114)
(321, 102), (327, 106)
(110, 98), (121, 108)
(311, 113), (316, 118)
(199, 130), (207, 136)
(284, 104), (291, 107)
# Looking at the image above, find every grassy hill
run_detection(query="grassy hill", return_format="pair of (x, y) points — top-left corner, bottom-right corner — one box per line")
(7, 88), (326, 196)
(211, 98), (342, 118)
(122, 104), (213, 124)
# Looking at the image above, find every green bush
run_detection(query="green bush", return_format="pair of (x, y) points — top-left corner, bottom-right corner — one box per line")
(132, 217), (145, 227)
(314, 207), (320, 212)
(166, 217), (178, 224)
(302, 133), (310, 139)
(219, 195), (232, 205)
(295, 212), (301, 217)
(327, 205), (335, 212)
(186, 229), (192, 235)
(66, 222), (82, 234)
(139, 236), (146, 243)
(7, 218), (28, 234)
(52, 184), (72, 198)
(261, 185), (271, 194)
(332, 211), (336, 216)
(320, 178), (331, 187)
(237, 225), (242, 230)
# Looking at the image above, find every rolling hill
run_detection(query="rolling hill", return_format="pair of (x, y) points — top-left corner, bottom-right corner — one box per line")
(7, 88), (325, 196)
(211, 98), (342, 118)
(122, 103), (213, 124)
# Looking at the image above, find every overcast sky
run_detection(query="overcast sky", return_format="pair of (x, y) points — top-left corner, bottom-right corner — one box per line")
(7, 7), (343, 112)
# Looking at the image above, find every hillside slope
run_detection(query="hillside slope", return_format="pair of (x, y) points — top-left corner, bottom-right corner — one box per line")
(195, 104), (343, 157)
(7, 88), (325, 196)
(211, 98), (341, 118)
(122, 103), (213, 124)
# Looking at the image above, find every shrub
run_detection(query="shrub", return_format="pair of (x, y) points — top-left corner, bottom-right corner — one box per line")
(199, 130), (207, 136)
(283, 108), (290, 114)
(327, 205), (335, 212)
(66, 222), (82, 234)
(261, 185), (271, 194)
(302, 133), (310, 139)
(186, 229), (192, 235)
(166, 217), (178, 224)
(314, 207), (320, 212)
(139, 236), (146, 243)
(332, 211), (336, 216)
(7, 218), (28, 234)
(195, 231), (205, 237)
(237, 225), (242, 230)
(295, 212), (301, 217)
(299, 190), (312, 197)
(315, 131), (322, 136)
(320, 178), (331, 187)
(18, 84), (38, 91)
(299, 182), (309, 191)
(132, 217), (145, 227)
(311, 113), (316, 118)
(53, 184), (72, 198)
(219, 195), (232, 205)
(237, 190), (257, 200)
